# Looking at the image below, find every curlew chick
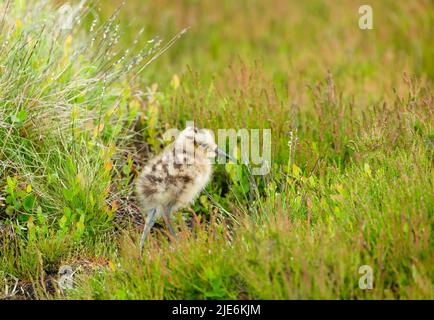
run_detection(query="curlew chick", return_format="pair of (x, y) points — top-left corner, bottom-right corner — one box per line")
(135, 126), (231, 252)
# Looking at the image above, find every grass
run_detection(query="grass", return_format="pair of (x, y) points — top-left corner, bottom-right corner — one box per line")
(0, 0), (433, 299)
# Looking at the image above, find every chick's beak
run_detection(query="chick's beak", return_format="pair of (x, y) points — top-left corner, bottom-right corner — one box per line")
(215, 147), (236, 162)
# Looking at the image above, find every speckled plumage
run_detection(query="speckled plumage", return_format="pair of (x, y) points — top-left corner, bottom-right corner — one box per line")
(135, 126), (218, 251)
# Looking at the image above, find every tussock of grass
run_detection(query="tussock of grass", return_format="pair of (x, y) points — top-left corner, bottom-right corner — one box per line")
(1, 0), (433, 299)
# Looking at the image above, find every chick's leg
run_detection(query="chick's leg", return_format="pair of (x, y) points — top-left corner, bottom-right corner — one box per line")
(163, 206), (177, 239)
(139, 208), (157, 254)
